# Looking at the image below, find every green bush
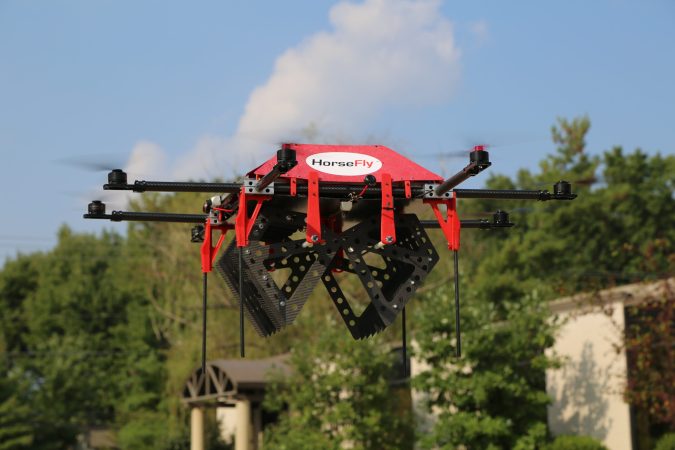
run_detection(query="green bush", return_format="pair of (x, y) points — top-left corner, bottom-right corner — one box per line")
(655, 433), (675, 450)
(546, 435), (608, 450)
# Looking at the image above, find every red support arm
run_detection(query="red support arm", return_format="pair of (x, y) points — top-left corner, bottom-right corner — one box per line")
(380, 173), (396, 245)
(424, 192), (460, 251)
(200, 219), (231, 273)
(306, 171), (322, 244)
(235, 186), (269, 247)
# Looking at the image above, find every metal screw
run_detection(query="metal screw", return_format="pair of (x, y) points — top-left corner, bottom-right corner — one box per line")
(348, 247), (355, 253)
(410, 280), (415, 285)
(393, 304), (398, 309)
(311, 234), (319, 243)
(244, 249), (251, 255)
(262, 275), (268, 281)
(285, 215), (292, 222)
(258, 223), (265, 229)
(385, 236), (393, 243)
(280, 301), (286, 307)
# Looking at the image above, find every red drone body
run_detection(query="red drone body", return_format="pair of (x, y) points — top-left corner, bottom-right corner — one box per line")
(85, 143), (575, 369)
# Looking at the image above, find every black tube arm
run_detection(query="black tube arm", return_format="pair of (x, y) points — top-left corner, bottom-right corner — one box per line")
(104, 180), (242, 193)
(454, 188), (576, 201)
(84, 211), (207, 223)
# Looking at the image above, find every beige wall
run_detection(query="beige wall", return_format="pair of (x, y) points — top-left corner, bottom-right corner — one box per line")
(546, 301), (633, 450)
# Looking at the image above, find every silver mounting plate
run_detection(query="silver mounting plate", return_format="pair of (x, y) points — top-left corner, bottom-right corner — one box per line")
(423, 184), (453, 199)
(243, 178), (274, 195)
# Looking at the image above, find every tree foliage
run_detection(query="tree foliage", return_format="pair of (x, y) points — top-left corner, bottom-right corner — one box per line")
(414, 116), (674, 449)
(0, 352), (33, 450)
(0, 227), (168, 448)
(545, 434), (608, 450)
(624, 282), (675, 432)
(264, 321), (414, 450)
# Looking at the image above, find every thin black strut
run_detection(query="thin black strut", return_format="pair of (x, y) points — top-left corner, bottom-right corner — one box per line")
(434, 150), (491, 196)
(239, 246), (245, 358)
(201, 273), (207, 376)
(402, 307), (408, 378)
(453, 250), (461, 358)
(84, 211), (206, 223)
(104, 180), (241, 193)
(98, 180), (575, 201)
(421, 219), (514, 229)
(85, 212), (513, 229)
(453, 188), (575, 201)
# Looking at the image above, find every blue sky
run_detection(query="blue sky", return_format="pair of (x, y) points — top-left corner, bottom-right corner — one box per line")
(1, 0), (674, 263)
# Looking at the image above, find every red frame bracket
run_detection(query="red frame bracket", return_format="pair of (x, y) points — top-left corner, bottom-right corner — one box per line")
(200, 219), (231, 273)
(424, 192), (460, 251)
(306, 171), (322, 244)
(404, 180), (412, 199)
(235, 186), (269, 247)
(380, 173), (396, 245)
(290, 177), (297, 197)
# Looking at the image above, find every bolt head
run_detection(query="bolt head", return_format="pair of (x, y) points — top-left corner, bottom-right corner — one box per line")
(348, 247), (355, 253)
(311, 234), (319, 242)
(393, 304), (398, 309)
(385, 236), (393, 243)
(280, 301), (286, 307)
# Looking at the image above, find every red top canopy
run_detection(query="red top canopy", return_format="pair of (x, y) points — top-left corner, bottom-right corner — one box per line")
(248, 144), (443, 183)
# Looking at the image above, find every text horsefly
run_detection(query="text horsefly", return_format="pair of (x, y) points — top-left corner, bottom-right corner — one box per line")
(306, 152), (383, 176)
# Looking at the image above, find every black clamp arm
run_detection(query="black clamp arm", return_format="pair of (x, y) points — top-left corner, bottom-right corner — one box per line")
(254, 146), (298, 192)
(454, 181), (576, 201)
(421, 210), (514, 230)
(102, 169), (241, 193)
(84, 202), (206, 223)
(434, 147), (492, 196)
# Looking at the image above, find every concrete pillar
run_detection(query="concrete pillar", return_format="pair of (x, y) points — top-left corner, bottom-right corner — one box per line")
(235, 398), (252, 450)
(254, 405), (263, 450)
(190, 406), (205, 450)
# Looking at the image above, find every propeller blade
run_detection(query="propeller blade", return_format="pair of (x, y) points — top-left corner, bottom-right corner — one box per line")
(417, 135), (544, 160)
(415, 150), (470, 159)
(528, 176), (604, 189)
(459, 131), (546, 150)
(55, 154), (128, 172)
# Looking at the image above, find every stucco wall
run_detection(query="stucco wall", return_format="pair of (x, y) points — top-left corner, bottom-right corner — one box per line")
(546, 301), (633, 450)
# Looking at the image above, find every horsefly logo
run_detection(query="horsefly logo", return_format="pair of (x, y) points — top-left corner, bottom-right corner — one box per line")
(306, 152), (383, 176)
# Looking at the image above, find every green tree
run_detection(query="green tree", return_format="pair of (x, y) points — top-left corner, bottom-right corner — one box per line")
(0, 339), (33, 450)
(414, 116), (674, 449)
(415, 287), (555, 449)
(545, 434), (608, 450)
(0, 226), (169, 448)
(264, 320), (413, 450)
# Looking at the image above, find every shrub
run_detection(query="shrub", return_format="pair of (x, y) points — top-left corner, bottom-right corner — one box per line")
(655, 433), (675, 450)
(546, 435), (608, 450)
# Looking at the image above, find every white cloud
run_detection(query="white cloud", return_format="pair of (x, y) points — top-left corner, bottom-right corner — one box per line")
(129, 0), (462, 182)
(125, 140), (167, 180)
(469, 19), (489, 46)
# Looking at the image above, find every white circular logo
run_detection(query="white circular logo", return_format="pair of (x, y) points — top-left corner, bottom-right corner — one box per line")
(305, 152), (383, 176)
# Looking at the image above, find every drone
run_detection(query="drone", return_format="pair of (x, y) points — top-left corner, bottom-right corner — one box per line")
(84, 144), (576, 374)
